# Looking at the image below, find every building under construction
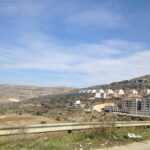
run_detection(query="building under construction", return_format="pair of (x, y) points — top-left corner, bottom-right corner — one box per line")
(114, 95), (150, 116)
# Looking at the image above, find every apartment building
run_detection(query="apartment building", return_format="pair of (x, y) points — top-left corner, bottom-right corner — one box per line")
(140, 96), (150, 115)
(121, 98), (139, 114)
(115, 95), (150, 115)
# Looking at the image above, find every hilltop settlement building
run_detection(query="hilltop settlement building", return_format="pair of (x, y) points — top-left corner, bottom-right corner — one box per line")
(78, 88), (150, 115)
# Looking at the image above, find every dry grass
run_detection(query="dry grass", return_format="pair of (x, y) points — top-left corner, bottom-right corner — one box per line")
(0, 114), (56, 127)
(0, 126), (150, 150)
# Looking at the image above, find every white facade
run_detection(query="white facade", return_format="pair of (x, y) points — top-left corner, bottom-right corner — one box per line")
(145, 89), (150, 95)
(95, 92), (106, 99)
(92, 89), (97, 94)
(106, 89), (114, 96)
(117, 89), (125, 95)
(107, 89), (114, 94)
(95, 93), (101, 98)
(130, 89), (138, 95)
(82, 90), (86, 93)
(87, 90), (91, 93)
(75, 100), (81, 105)
(79, 90), (84, 93)
(99, 89), (105, 93)
(74, 100), (85, 108)
(74, 100), (84, 108)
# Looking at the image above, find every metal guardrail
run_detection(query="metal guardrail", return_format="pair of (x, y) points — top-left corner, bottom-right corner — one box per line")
(116, 113), (150, 118)
(0, 121), (150, 136)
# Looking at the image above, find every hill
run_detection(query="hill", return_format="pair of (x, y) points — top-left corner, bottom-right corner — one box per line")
(0, 84), (75, 103)
(1, 75), (150, 104)
(1, 75), (150, 120)
(85, 75), (150, 90)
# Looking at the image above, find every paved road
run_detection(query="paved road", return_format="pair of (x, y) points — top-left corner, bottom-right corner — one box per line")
(94, 140), (150, 150)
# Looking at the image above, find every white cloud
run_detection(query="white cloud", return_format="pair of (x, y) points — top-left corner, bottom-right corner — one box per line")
(0, 35), (150, 87)
(75, 50), (150, 86)
(0, 1), (149, 87)
(66, 7), (123, 27)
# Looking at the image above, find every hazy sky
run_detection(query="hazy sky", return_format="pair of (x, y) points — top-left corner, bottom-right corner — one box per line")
(0, 0), (150, 87)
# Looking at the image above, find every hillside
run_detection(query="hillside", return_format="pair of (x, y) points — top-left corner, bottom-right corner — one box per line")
(1, 75), (150, 104)
(1, 75), (150, 120)
(0, 84), (75, 103)
(85, 75), (150, 90)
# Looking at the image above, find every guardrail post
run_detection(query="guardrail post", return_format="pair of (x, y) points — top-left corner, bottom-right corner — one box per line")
(68, 130), (72, 134)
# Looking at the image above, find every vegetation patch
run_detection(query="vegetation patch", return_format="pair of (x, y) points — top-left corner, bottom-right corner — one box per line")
(0, 127), (150, 150)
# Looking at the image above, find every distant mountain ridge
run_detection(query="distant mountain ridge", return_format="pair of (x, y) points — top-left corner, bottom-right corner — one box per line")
(0, 84), (76, 103)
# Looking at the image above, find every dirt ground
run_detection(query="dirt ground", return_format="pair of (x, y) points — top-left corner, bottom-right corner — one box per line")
(94, 140), (150, 150)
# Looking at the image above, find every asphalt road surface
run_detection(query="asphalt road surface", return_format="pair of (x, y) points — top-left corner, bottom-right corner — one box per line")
(94, 140), (150, 150)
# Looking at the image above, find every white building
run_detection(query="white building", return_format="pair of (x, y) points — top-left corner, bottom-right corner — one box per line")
(82, 90), (86, 93)
(99, 89), (105, 94)
(106, 89), (114, 97)
(75, 100), (81, 105)
(79, 91), (82, 94)
(117, 89), (125, 95)
(107, 89), (114, 94)
(79, 90), (84, 93)
(74, 100), (85, 108)
(144, 89), (150, 95)
(94, 89), (106, 99)
(87, 90), (91, 93)
(92, 89), (97, 94)
(82, 90), (87, 93)
(95, 92), (106, 99)
(95, 93), (101, 98)
(130, 89), (138, 95)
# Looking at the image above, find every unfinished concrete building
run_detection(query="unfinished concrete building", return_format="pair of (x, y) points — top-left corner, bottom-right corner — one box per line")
(140, 96), (150, 115)
(121, 98), (139, 114)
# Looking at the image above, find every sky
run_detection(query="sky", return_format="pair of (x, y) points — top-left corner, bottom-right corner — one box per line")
(0, 0), (150, 88)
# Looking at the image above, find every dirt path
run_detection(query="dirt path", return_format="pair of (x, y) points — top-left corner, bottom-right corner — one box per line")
(94, 140), (150, 150)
